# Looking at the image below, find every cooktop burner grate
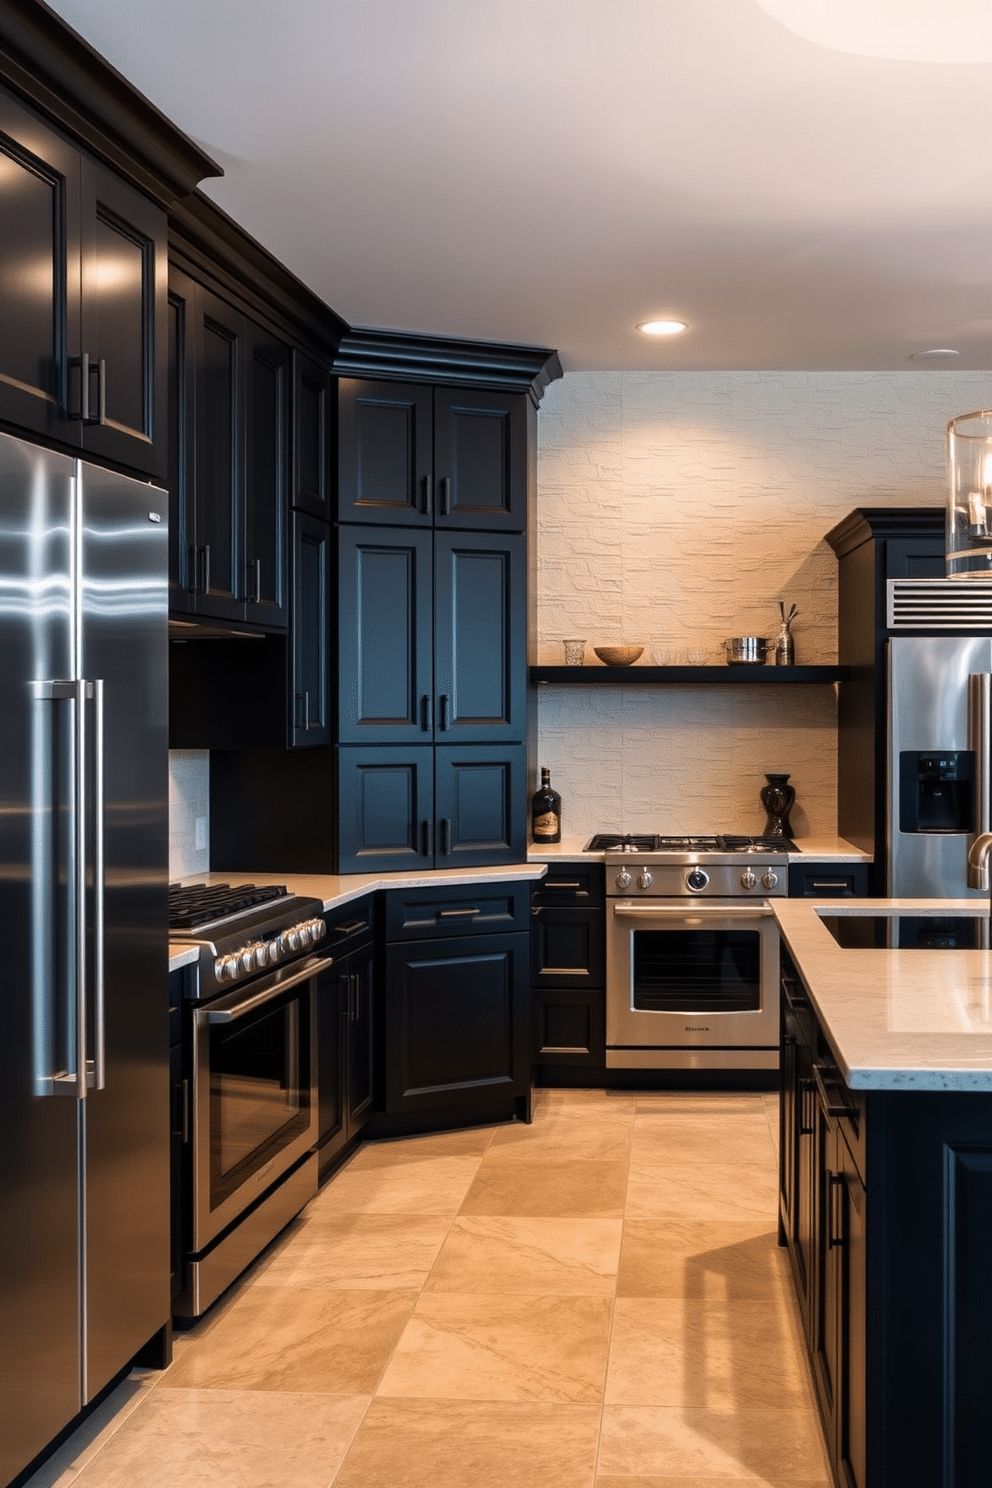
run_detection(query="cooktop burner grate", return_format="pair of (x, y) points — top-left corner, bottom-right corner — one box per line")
(168, 881), (291, 930)
(585, 833), (797, 853)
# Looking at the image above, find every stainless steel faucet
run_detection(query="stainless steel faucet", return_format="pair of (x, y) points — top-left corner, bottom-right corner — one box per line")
(967, 833), (992, 890)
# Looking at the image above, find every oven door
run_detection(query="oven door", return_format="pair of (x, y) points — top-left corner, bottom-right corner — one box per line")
(606, 900), (779, 1066)
(190, 953), (327, 1251)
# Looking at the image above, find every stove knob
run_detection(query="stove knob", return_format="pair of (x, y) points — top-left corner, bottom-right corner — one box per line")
(686, 868), (709, 892)
(762, 869), (779, 890)
(741, 869), (757, 890)
(268, 937), (284, 963)
(287, 926), (303, 952)
(238, 947), (255, 976)
(310, 918), (326, 943)
(637, 869), (653, 890)
(254, 942), (270, 969)
(215, 954), (236, 982)
(615, 870), (632, 890)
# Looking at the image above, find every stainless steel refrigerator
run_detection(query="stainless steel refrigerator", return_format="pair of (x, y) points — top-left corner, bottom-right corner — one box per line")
(0, 431), (170, 1485)
(888, 633), (992, 899)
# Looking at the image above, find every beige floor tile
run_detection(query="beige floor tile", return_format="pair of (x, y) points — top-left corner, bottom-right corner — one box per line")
(65, 1389), (369, 1488)
(604, 1297), (813, 1409)
(377, 1292), (613, 1402)
(489, 1105), (634, 1161)
(255, 1213), (452, 1289)
(542, 1087), (637, 1110)
(630, 1113), (777, 1168)
(633, 1093), (770, 1116)
(598, 1404), (832, 1481)
(425, 1215), (622, 1295)
(334, 1398), (601, 1488)
(617, 1219), (791, 1300)
(460, 1155), (628, 1217)
(19, 1375), (154, 1488)
(625, 1159), (779, 1222)
(343, 1127), (497, 1166)
(307, 1153), (483, 1214)
(164, 1286), (417, 1394)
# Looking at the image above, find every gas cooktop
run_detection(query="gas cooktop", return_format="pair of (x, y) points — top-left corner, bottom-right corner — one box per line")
(585, 833), (798, 853)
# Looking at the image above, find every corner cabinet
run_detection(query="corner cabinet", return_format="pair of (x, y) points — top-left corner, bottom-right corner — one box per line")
(779, 944), (992, 1488)
(0, 85), (167, 478)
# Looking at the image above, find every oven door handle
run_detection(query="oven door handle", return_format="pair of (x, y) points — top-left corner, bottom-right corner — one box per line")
(205, 954), (334, 1024)
(612, 903), (774, 921)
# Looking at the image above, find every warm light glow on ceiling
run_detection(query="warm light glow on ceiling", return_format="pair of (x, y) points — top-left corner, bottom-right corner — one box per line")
(909, 348), (961, 361)
(637, 320), (687, 337)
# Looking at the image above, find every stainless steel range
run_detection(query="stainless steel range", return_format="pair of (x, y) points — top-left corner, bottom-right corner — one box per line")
(593, 835), (793, 1071)
(169, 882), (331, 1317)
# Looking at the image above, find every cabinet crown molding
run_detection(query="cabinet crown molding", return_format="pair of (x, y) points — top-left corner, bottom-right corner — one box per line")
(335, 327), (563, 405)
(825, 506), (944, 558)
(0, 0), (220, 204)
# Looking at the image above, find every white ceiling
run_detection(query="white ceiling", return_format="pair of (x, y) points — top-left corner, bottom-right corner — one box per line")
(45, 0), (992, 373)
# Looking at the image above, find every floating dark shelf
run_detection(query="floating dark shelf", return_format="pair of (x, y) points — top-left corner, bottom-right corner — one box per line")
(530, 665), (849, 684)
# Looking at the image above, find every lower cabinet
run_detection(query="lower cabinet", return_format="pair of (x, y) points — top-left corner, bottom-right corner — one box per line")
(336, 743), (526, 872)
(530, 863), (605, 1069)
(779, 946), (992, 1488)
(316, 900), (376, 1177)
(381, 884), (531, 1120)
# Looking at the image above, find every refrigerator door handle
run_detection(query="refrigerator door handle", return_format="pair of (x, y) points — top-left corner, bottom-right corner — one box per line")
(90, 679), (106, 1091)
(970, 672), (992, 880)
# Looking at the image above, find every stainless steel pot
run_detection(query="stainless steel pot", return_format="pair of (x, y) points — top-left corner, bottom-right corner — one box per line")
(725, 636), (768, 665)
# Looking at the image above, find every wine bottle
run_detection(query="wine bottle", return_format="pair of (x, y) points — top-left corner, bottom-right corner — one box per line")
(531, 766), (562, 843)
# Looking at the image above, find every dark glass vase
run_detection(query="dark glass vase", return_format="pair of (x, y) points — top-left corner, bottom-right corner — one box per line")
(760, 773), (795, 839)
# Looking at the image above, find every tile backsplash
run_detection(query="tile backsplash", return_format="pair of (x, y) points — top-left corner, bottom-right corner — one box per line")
(534, 370), (992, 840)
(169, 750), (209, 880)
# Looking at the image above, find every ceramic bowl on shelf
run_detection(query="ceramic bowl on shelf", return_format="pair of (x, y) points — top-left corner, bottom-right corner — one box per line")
(593, 645), (644, 667)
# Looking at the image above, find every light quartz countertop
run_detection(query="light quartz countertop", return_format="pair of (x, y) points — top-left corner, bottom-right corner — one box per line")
(169, 862), (546, 972)
(529, 834), (870, 863)
(773, 897), (992, 1092)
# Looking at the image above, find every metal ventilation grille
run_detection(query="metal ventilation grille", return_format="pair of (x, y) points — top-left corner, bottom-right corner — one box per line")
(887, 579), (992, 630)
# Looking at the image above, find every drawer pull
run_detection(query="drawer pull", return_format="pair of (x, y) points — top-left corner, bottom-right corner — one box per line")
(811, 880), (850, 889)
(546, 881), (582, 890)
(334, 920), (367, 936)
(813, 1062), (856, 1120)
(438, 907), (481, 918)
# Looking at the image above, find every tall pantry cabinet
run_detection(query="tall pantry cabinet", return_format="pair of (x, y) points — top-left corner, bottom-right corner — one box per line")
(333, 337), (560, 873)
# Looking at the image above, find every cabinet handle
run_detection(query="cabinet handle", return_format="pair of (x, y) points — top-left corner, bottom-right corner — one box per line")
(422, 694), (433, 732)
(828, 1171), (844, 1248)
(180, 1079), (190, 1144)
(302, 691), (311, 731)
(422, 475), (433, 516)
(70, 354), (107, 425)
(438, 907), (480, 918)
(811, 880), (849, 890)
(248, 557), (261, 604)
(94, 357), (107, 425)
(798, 1077), (815, 1135)
(201, 544), (211, 596)
(440, 817), (452, 855)
(546, 880), (582, 890)
(813, 1062), (855, 1120)
(439, 694), (450, 731)
(439, 475), (451, 515)
(334, 919), (367, 936)
(351, 973), (360, 1022)
(422, 819), (433, 858)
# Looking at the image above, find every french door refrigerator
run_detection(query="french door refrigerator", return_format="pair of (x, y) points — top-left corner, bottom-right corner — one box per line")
(0, 431), (170, 1485)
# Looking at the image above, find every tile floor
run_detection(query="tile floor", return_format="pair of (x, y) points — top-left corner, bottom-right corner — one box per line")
(23, 1089), (831, 1488)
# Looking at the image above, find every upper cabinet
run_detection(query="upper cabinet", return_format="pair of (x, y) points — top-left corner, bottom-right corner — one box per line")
(168, 266), (289, 630)
(292, 352), (334, 521)
(0, 86), (167, 478)
(338, 378), (528, 531)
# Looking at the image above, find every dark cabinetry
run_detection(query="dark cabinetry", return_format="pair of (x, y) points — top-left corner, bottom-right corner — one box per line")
(381, 883), (532, 1121)
(316, 899), (375, 1177)
(338, 379), (527, 530)
(788, 860), (871, 898)
(168, 266), (288, 630)
(291, 513), (331, 746)
(530, 864), (606, 1070)
(0, 85), (166, 477)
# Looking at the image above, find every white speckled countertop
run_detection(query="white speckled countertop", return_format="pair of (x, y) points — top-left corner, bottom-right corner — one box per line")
(773, 898), (992, 1091)
(169, 862), (546, 972)
(528, 835), (870, 864)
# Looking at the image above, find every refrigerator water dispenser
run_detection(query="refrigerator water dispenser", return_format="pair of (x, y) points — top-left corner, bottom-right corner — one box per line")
(899, 751), (975, 834)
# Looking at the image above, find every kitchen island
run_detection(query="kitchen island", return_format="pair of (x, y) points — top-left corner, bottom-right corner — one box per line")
(773, 898), (992, 1488)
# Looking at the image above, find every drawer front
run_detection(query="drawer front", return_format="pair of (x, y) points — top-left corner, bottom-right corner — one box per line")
(531, 862), (605, 908)
(789, 862), (870, 898)
(530, 905), (605, 987)
(324, 894), (375, 956)
(384, 882), (530, 941)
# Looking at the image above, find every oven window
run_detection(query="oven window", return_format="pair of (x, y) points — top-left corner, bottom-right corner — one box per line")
(631, 928), (762, 1013)
(209, 994), (311, 1206)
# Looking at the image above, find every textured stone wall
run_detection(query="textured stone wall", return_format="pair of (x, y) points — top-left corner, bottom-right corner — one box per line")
(534, 371), (992, 840)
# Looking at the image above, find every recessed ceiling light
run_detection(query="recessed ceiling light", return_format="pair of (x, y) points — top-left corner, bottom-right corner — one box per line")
(637, 319), (687, 337)
(909, 348), (961, 361)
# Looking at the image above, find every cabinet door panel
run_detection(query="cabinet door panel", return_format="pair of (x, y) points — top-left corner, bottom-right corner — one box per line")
(193, 290), (244, 619)
(433, 387), (527, 530)
(531, 906), (605, 987)
(337, 745), (434, 872)
(79, 161), (166, 477)
(291, 514), (330, 746)
(292, 352), (332, 518)
(244, 328), (288, 628)
(0, 90), (78, 442)
(383, 931), (529, 1113)
(338, 526), (433, 742)
(338, 378), (432, 524)
(434, 743), (526, 865)
(534, 987), (605, 1064)
(167, 271), (195, 613)
(434, 533), (526, 741)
